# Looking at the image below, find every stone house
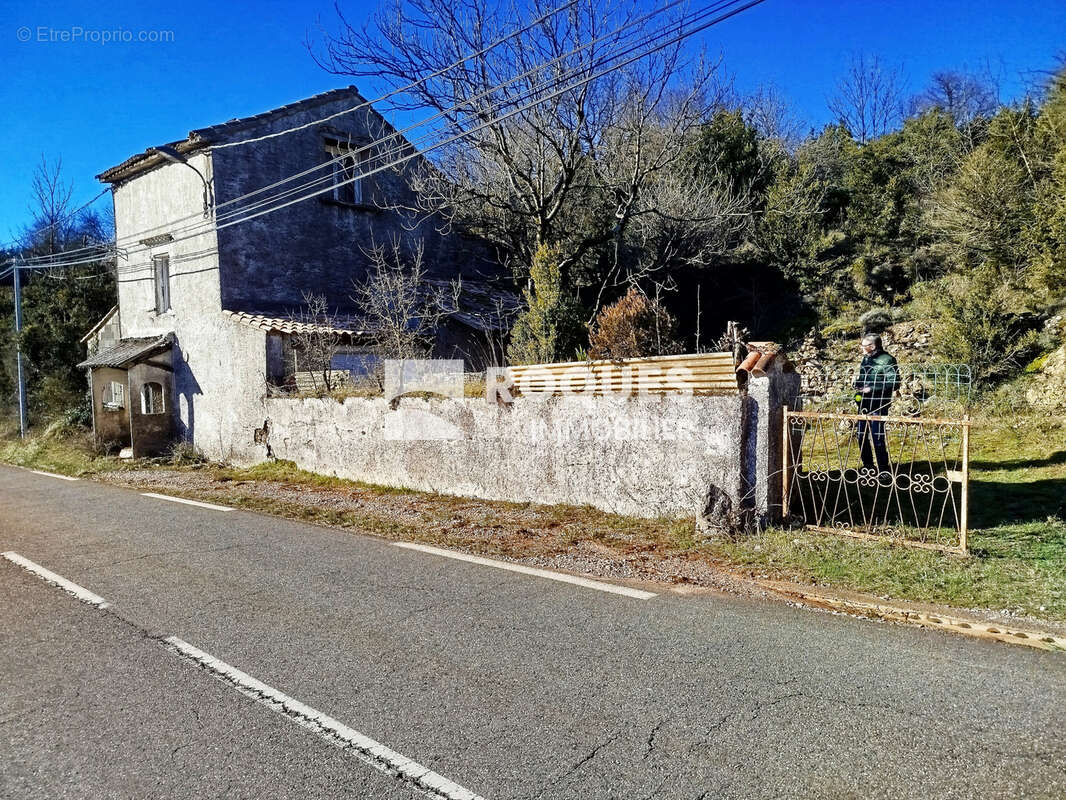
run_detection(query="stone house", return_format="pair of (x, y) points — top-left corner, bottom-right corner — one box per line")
(79, 87), (509, 459)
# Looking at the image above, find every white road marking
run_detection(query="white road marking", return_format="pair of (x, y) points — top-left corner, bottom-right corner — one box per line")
(392, 542), (658, 600)
(163, 637), (486, 800)
(30, 469), (78, 481)
(2, 551), (110, 609)
(141, 492), (234, 512)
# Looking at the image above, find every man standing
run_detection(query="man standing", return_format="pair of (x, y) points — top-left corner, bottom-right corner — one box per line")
(854, 333), (900, 472)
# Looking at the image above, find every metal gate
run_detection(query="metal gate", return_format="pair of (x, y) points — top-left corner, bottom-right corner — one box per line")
(783, 409), (971, 554)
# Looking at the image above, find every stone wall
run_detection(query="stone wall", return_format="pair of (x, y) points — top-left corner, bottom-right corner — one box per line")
(112, 153), (272, 462)
(210, 94), (493, 314)
(253, 373), (798, 522)
(88, 366), (131, 450)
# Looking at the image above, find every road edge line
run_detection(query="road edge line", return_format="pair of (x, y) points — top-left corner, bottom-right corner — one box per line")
(392, 541), (657, 599)
(2, 551), (110, 609)
(162, 637), (486, 800)
(30, 469), (79, 481)
(141, 492), (234, 512)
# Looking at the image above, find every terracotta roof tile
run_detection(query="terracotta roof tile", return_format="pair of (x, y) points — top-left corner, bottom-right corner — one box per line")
(222, 310), (367, 337)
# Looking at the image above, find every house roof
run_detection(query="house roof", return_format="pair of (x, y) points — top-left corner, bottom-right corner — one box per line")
(96, 86), (368, 185)
(223, 310), (368, 337)
(223, 279), (519, 337)
(77, 333), (174, 370)
(79, 306), (119, 344)
(424, 279), (520, 331)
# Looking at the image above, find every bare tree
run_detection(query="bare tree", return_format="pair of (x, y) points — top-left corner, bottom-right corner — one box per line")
(828, 53), (905, 144)
(311, 0), (731, 284)
(744, 83), (805, 148)
(911, 69), (999, 126)
(351, 237), (459, 361)
(293, 292), (344, 394)
(23, 156), (76, 256)
(576, 83), (761, 321)
(596, 160), (753, 319)
(910, 68), (1000, 150)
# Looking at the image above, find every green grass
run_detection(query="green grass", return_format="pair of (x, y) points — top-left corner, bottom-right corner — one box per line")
(706, 412), (1066, 621)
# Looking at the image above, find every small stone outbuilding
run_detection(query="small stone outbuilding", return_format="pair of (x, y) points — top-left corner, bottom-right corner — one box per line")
(77, 333), (175, 457)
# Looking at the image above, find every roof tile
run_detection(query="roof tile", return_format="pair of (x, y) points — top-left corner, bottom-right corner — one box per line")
(77, 333), (173, 369)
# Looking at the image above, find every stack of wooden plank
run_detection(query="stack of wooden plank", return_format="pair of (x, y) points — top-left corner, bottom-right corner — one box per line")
(507, 352), (742, 396)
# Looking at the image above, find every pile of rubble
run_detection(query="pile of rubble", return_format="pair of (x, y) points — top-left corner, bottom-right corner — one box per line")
(1025, 341), (1066, 411)
(1043, 313), (1064, 337)
(790, 330), (844, 398)
(789, 320), (949, 408)
(879, 320), (935, 361)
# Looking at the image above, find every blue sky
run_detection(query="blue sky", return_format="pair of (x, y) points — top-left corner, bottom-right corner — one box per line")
(1, 0), (1063, 242)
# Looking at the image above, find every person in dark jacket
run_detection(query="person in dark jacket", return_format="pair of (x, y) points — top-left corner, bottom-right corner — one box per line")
(854, 333), (900, 471)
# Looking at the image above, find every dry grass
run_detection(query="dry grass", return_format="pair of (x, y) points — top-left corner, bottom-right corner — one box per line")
(2, 408), (1063, 622)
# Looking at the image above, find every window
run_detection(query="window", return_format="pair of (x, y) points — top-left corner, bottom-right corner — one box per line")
(153, 255), (171, 313)
(141, 382), (165, 415)
(102, 381), (125, 410)
(326, 139), (364, 205)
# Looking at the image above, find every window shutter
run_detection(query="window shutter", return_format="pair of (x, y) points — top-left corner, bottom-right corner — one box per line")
(154, 255), (170, 312)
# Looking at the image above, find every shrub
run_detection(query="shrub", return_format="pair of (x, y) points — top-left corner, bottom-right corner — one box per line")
(922, 267), (1039, 383)
(61, 394), (93, 429)
(167, 440), (207, 466)
(507, 244), (584, 364)
(859, 308), (893, 334)
(588, 287), (680, 360)
(35, 375), (86, 422)
(851, 255), (907, 304)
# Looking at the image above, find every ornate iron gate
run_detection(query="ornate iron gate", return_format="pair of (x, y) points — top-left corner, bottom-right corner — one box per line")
(783, 409), (971, 554)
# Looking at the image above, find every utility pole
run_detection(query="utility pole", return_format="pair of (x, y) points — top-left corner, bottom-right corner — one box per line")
(13, 261), (28, 437)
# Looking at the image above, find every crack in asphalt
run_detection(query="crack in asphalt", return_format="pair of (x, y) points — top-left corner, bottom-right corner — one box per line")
(642, 716), (668, 760)
(529, 730), (621, 799)
(162, 637), (482, 800)
(84, 542), (253, 571)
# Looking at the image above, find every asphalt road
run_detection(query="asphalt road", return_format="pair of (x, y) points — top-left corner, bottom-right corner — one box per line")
(1, 465), (1064, 800)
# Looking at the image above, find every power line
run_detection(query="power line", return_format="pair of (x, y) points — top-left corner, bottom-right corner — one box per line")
(212, 0), (583, 149)
(2, 0), (764, 435)
(9, 0), (763, 278)
(3, 0), (584, 267)
(0, 187), (110, 254)
(158, 0), (736, 236)
(192, 0), (769, 237)
(17, 0), (717, 267)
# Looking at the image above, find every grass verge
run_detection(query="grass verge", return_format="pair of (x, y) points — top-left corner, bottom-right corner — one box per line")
(1, 412), (1063, 624)
(707, 412), (1066, 621)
